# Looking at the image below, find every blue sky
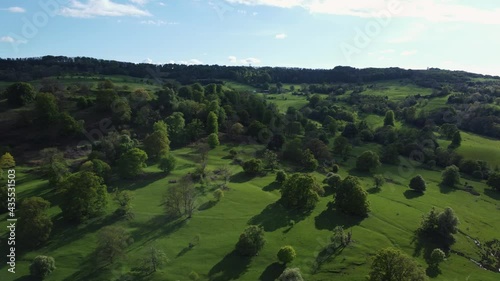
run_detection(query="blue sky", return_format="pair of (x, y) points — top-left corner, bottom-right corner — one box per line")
(0, 0), (499, 75)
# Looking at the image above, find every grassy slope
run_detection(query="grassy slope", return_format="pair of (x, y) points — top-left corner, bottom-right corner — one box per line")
(1, 78), (499, 281)
(1, 143), (500, 281)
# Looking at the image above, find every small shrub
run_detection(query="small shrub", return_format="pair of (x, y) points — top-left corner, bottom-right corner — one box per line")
(332, 164), (339, 173)
(188, 271), (200, 280)
(276, 170), (287, 184)
(30, 256), (56, 280)
(213, 188), (224, 201)
(430, 248), (446, 267)
(277, 246), (297, 264)
(242, 159), (263, 176)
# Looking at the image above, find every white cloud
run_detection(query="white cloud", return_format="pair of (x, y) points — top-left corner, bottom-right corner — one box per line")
(228, 56), (237, 63)
(130, 0), (149, 5)
(143, 58), (153, 64)
(140, 20), (178, 25)
(170, 59), (204, 65)
(0, 36), (27, 44)
(0, 36), (15, 43)
(275, 33), (287, 39)
(159, 2), (165, 6)
(240, 57), (261, 64)
(59, 0), (151, 18)
(224, 0), (500, 25)
(3, 7), (26, 13)
(401, 50), (417, 56)
(380, 49), (395, 54)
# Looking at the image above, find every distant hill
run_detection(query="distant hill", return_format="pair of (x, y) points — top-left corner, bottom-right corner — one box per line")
(1, 56), (498, 87)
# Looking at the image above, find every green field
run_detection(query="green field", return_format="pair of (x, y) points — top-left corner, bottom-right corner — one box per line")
(361, 81), (433, 101)
(455, 132), (500, 168)
(1, 76), (500, 281)
(1, 143), (499, 281)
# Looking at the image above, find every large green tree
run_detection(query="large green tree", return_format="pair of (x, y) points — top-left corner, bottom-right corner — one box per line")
(207, 111), (218, 134)
(59, 172), (108, 222)
(449, 131), (462, 149)
(243, 159), (263, 176)
(5, 82), (36, 107)
(35, 92), (59, 124)
(118, 148), (148, 179)
(235, 225), (265, 256)
(18, 197), (53, 248)
(40, 148), (69, 188)
(356, 150), (381, 172)
(159, 154), (176, 175)
(441, 165), (460, 187)
(280, 173), (323, 211)
(368, 248), (426, 281)
(335, 176), (370, 216)
(486, 172), (500, 191)
(80, 159), (111, 182)
(95, 226), (131, 265)
(333, 136), (352, 161)
(207, 133), (220, 148)
(418, 207), (459, 245)
(301, 149), (319, 172)
(383, 110), (396, 126)
(144, 121), (170, 159)
(409, 175), (427, 192)
(166, 112), (186, 145)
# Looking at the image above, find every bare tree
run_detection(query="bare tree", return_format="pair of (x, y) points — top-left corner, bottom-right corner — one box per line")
(219, 165), (232, 185)
(164, 175), (197, 218)
(140, 245), (169, 274)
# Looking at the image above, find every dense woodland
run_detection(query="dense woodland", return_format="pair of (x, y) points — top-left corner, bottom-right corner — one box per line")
(0, 57), (499, 281)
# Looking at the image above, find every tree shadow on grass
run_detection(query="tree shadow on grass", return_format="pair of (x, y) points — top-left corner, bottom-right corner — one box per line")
(412, 231), (453, 262)
(230, 172), (254, 183)
(314, 202), (364, 231)
(13, 275), (34, 281)
(262, 181), (280, 192)
(484, 189), (500, 200)
(198, 200), (217, 211)
(208, 250), (251, 281)
(16, 171), (44, 186)
(119, 172), (166, 191)
(45, 212), (121, 252)
(347, 168), (372, 178)
(248, 200), (309, 232)
(438, 183), (457, 194)
(404, 190), (424, 199)
(129, 216), (187, 247)
(61, 251), (113, 281)
(426, 265), (441, 278)
(367, 187), (381, 194)
(313, 245), (346, 274)
(259, 262), (285, 281)
(176, 245), (193, 258)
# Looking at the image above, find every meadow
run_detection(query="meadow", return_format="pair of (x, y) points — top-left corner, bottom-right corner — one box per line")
(1, 142), (499, 281)
(0, 77), (499, 281)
